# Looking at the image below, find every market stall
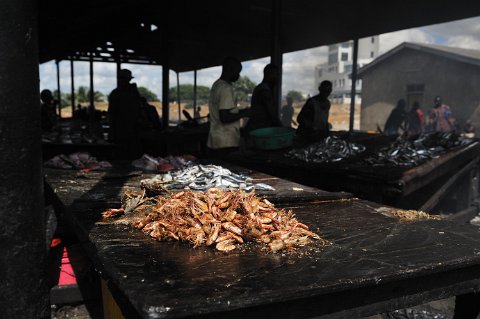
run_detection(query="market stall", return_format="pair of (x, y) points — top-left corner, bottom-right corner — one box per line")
(226, 133), (480, 215)
(45, 162), (480, 319)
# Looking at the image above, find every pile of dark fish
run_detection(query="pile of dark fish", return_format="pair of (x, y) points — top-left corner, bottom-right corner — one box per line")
(362, 132), (474, 167)
(140, 164), (275, 192)
(286, 135), (366, 163)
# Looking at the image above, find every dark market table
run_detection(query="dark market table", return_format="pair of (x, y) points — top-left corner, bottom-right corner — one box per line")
(45, 163), (480, 319)
(225, 137), (480, 213)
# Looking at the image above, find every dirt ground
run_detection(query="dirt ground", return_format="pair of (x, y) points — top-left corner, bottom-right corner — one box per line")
(60, 101), (361, 131)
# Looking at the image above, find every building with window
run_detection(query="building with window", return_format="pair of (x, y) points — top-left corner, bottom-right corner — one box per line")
(315, 36), (379, 104)
(357, 42), (480, 131)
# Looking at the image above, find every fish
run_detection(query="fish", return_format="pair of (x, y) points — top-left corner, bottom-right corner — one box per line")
(362, 132), (472, 167)
(286, 135), (366, 163)
(141, 164), (275, 193)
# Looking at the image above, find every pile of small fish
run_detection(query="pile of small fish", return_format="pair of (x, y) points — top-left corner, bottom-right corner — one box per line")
(140, 164), (275, 193)
(44, 152), (112, 171)
(132, 154), (196, 172)
(375, 207), (442, 222)
(362, 132), (474, 167)
(286, 136), (366, 163)
(102, 189), (327, 252)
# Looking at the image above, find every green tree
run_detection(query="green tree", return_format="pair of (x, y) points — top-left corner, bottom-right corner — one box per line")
(52, 90), (71, 108)
(138, 86), (159, 101)
(169, 84), (210, 106)
(87, 90), (105, 102)
(77, 86), (89, 103)
(233, 76), (256, 102)
(286, 90), (304, 102)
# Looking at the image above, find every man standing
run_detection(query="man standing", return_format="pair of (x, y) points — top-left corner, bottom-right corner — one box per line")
(296, 80), (333, 144)
(207, 57), (249, 157)
(40, 89), (58, 132)
(281, 96), (295, 128)
(384, 99), (407, 136)
(108, 69), (142, 159)
(245, 63), (282, 133)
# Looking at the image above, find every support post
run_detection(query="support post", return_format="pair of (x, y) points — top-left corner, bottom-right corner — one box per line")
(116, 60), (121, 87)
(162, 26), (170, 128)
(349, 38), (359, 131)
(193, 69), (197, 112)
(70, 59), (75, 116)
(162, 65), (170, 128)
(89, 54), (95, 119)
(177, 72), (181, 123)
(271, 0), (283, 114)
(56, 59), (62, 118)
(0, 0), (49, 316)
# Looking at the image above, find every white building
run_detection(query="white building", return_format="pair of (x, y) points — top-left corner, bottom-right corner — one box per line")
(315, 36), (379, 104)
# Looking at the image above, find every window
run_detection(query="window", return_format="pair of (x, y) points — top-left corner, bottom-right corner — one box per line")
(344, 64), (352, 73)
(407, 84), (425, 92)
(341, 52), (349, 61)
(371, 37), (375, 43)
(370, 51), (374, 58)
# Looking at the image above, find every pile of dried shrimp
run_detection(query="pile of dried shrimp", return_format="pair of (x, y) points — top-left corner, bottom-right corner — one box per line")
(102, 188), (328, 252)
(375, 207), (443, 222)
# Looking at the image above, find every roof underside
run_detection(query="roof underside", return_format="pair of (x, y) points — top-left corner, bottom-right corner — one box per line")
(39, 0), (480, 72)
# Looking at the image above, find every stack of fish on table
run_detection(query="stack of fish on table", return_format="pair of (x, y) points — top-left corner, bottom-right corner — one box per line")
(140, 164), (275, 193)
(44, 152), (112, 171)
(286, 135), (366, 163)
(102, 155), (319, 253)
(102, 187), (328, 253)
(361, 132), (474, 167)
(131, 154), (196, 172)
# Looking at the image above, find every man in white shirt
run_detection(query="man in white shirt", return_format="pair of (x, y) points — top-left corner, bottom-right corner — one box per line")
(207, 56), (250, 157)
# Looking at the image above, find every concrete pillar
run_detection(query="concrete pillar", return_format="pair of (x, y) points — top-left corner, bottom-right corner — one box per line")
(349, 38), (359, 131)
(0, 0), (49, 317)
(271, 0), (283, 113)
(162, 65), (170, 128)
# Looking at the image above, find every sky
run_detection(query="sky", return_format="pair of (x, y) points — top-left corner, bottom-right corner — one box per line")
(39, 16), (480, 100)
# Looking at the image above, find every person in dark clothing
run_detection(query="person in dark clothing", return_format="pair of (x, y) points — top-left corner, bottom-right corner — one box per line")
(280, 96), (295, 128)
(406, 101), (423, 135)
(384, 99), (406, 136)
(140, 97), (162, 131)
(245, 63), (282, 133)
(296, 80), (332, 143)
(40, 89), (58, 132)
(107, 69), (142, 159)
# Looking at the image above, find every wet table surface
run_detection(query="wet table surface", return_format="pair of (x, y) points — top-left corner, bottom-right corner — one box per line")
(45, 164), (480, 319)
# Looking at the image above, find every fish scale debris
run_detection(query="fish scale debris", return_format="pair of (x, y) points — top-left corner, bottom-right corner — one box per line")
(102, 189), (328, 252)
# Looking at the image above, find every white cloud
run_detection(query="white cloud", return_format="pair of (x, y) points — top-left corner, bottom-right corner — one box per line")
(379, 29), (435, 54)
(40, 16), (480, 101)
(283, 47), (328, 96)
